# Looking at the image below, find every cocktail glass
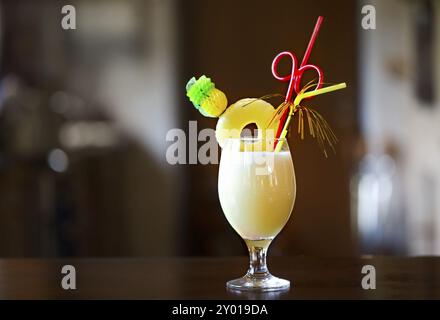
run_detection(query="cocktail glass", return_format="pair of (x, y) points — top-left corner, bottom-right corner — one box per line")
(218, 137), (296, 291)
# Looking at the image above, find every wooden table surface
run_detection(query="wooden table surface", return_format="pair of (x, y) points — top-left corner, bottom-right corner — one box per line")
(0, 256), (439, 299)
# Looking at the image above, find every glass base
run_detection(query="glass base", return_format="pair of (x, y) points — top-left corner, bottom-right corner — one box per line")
(226, 273), (290, 292)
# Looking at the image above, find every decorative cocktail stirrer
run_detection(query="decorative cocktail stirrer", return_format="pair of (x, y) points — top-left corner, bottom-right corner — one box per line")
(269, 16), (347, 155)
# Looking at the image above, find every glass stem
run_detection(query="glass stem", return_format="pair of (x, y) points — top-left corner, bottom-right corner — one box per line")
(245, 240), (271, 279)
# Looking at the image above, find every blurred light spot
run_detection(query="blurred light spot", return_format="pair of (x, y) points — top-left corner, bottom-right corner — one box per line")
(355, 154), (396, 247)
(77, 2), (137, 39)
(59, 121), (119, 149)
(0, 74), (21, 112)
(48, 149), (69, 173)
(50, 91), (85, 116)
(358, 174), (379, 235)
(50, 91), (70, 114)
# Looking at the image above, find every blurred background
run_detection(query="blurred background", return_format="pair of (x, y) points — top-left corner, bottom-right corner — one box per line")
(0, 0), (438, 257)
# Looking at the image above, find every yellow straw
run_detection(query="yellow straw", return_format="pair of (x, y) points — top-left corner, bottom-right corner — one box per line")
(294, 82), (347, 106)
(274, 105), (294, 152)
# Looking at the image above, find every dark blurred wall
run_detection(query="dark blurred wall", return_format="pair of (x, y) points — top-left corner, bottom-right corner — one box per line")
(0, 0), (359, 257)
(0, 0), (182, 257)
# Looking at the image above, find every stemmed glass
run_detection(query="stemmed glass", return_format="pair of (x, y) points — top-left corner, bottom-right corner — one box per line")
(218, 137), (296, 291)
